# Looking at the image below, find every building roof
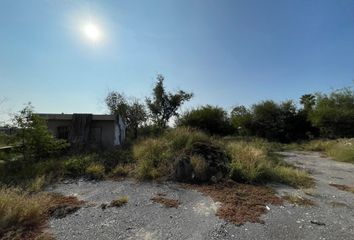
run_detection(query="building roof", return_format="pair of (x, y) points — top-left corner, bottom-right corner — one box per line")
(36, 113), (116, 121)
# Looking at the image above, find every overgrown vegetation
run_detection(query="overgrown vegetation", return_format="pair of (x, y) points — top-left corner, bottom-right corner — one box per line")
(0, 186), (84, 239)
(1, 76), (352, 236)
(292, 138), (354, 164)
(177, 105), (232, 136)
(133, 128), (312, 187)
(227, 139), (313, 187)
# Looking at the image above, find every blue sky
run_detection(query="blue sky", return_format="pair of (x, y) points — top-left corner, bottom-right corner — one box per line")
(1, 0), (354, 122)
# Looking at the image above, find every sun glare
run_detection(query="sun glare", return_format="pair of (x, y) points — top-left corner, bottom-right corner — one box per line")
(83, 23), (101, 42)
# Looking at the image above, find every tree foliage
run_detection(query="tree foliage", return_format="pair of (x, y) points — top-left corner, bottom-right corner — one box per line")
(177, 105), (232, 135)
(300, 94), (316, 112)
(230, 101), (316, 142)
(13, 103), (69, 160)
(231, 105), (253, 136)
(146, 75), (193, 128)
(105, 92), (147, 139)
(309, 87), (354, 138)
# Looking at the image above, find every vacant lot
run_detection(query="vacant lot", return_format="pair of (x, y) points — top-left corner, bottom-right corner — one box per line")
(48, 151), (354, 240)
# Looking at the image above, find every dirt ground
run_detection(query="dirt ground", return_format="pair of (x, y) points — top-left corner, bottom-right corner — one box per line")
(48, 151), (354, 240)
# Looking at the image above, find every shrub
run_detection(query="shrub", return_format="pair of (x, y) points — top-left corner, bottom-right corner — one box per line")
(133, 127), (213, 180)
(309, 87), (354, 138)
(64, 155), (96, 177)
(12, 104), (69, 160)
(98, 148), (132, 171)
(111, 164), (132, 177)
(177, 105), (233, 135)
(85, 163), (105, 179)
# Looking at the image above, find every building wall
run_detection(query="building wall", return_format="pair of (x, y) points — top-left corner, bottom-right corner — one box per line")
(46, 120), (71, 137)
(46, 119), (116, 148)
(91, 120), (115, 148)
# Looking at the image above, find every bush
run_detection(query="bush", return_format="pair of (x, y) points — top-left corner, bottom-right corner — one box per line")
(85, 163), (105, 179)
(111, 164), (132, 177)
(13, 104), (69, 160)
(64, 155), (96, 177)
(309, 87), (354, 138)
(97, 148), (132, 171)
(177, 105), (232, 135)
(133, 127), (214, 180)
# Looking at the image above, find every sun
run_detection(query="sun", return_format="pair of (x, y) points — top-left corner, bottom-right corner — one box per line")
(82, 23), (101, 42)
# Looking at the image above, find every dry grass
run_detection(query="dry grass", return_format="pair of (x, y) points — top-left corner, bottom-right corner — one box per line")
(300, 139), (354, 164)
(282, 194), (315, 206)
(184, 181), (283, 225)
(110, 164), (134, 179)
(110, 196), (129, 207)
(85, 163), (105, 180)
(227, 140), (313, 187)
(0, 187), (84, 240)
(329, 183), (354, 194)
(150, 195), (180, 208)
(302, 188), (320, 197)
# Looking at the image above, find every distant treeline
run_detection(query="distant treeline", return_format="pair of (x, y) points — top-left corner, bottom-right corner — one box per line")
(177, 86), (354, 142)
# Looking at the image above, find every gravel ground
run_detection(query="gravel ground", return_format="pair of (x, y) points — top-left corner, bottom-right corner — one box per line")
(49, 151), (354, 240)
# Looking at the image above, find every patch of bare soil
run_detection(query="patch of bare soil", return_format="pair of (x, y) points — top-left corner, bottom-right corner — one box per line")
(183, 181), (283, 225)
(282, 194), (316, 206)
(47, 193), (85, 219)
(329, 183), (354, 194)
(151, 195), (180, 208)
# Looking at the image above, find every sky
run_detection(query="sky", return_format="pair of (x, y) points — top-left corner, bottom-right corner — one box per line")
(1, 0), (354, 122)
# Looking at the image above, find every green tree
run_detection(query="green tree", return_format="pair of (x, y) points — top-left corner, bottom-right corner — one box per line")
(126, 99), (147, 139)
(13, 103), (69, 160)
(230, 105), (252, 135)
(105, 92), (129, 118)
(146, 75), (193, 128)
(309, 87), (354, 138)
(300, 94), (316, 112)
(105, 92), (147, 139)
(177, 105), (232, 135)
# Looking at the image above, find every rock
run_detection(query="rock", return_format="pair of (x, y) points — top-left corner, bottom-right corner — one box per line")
(101, 203), (108, 210)
(51, 205), (80, 219)
(310, 220), (326, 226)
(174, 155), (193, 182)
